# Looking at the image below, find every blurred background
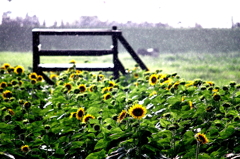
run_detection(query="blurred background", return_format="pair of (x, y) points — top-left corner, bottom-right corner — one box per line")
(0, 0), (240, 85)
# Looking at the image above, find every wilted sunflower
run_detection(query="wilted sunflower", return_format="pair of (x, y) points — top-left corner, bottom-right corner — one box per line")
(21, 145), (30, 153)
(2, 63), (10, 69)
(78, 84), (87, 93)
(76, 108), (85, 120)
(2, 90), (12, 99)
(103, 93), (111, 100)
(117, 110), (127, 123)
(0, 82), (7, 88)
(149, 74), (158, 85)
(128, 104), (147, 119)
(64, 83), (72, 91)
(14, 65), (24, 74)
(28, 72), (38, 80)
(82, 114), (95, 123)
(195, 133), (209, 144)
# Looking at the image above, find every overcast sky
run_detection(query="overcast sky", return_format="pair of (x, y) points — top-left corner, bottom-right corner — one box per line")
(1, 0), (240, 28)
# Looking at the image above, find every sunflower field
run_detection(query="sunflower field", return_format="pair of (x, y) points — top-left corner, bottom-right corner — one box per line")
(1, 62), (240, 159)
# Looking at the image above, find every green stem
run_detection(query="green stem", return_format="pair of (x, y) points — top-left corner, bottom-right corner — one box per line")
(196, 141), (200, 159)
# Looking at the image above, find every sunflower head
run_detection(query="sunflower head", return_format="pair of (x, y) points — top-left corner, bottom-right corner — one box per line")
(76, 108), (85, 120)
(103, 93), (111, 100)
(37, 75), (43, 82)
(14, 66), (24, 74)
(50, 74), (58, 80)
(117, 110), (128, 123)
(29, 72), (38, 80)
(69, 60), (76, 64)
(195, 133), (209, 144)
(78, 84), (87, 93)
(109, 81), (115, 87)
(0, 82), (7, 88)
(64, 83), (72, 91)
(2, 63), (11, 69)
(128, 104), (147, 120)
(23, 101), (31, 109)
(69, 112), (77, 119)
(89, 85), (97, 92)
(97, 74), (105, 81)
(21, 145), (30, 153)
(2, 90), (12, 99)
(149, 74), (158, 85)
(82, 114), (95, 123)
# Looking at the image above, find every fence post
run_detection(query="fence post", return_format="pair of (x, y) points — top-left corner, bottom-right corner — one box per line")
(32, 31), (39, 73)
(112, 26), (119, 78)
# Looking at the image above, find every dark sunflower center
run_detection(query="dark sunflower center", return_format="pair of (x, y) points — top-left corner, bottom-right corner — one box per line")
(65, 85), (71, 90)
(23, 147), (29, 152)
(17, 68), (23, 73)
(85, 116), (93, 122)
(79, 86), (86, 92)
(198, 135), (206, 143)
(132, 108), (143, 116)
(77, 111), (83, 117)
(151, 77), (157, 83)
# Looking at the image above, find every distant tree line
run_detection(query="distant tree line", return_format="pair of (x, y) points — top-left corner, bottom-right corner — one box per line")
(0, 12), (240, 53)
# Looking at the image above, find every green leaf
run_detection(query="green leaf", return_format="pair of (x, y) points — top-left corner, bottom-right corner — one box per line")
(86, 149), (106, 159)
(159, 118), (171, 128)
(94, 139), (109, 150)
(219, 125), (235, 139)
(55, 148), (65, 155)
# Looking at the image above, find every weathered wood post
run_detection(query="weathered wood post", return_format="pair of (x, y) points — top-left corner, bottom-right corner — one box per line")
(32, 31), (40, 73)
(112, 26), (120, 78)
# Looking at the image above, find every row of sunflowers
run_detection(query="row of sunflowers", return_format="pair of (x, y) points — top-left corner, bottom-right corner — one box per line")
(1, 62), (240, 159)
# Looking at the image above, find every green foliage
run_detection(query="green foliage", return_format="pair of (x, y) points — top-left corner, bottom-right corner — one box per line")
(1, 63), (240, 158)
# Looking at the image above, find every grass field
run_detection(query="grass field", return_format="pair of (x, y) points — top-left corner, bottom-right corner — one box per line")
(0, 51), (240, 86)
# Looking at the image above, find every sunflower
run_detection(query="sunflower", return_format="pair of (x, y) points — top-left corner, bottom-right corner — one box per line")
(2, 90), (12, 99)
(11, 80), (18, 85)
(133, 73), (139, 78)
(0, 82), (7, 88)
(21, 145), (30, 153)
(8, 109), (15, 116)
(109, 81), (115, 87)
(103, 93), (111, 100)
(82, 114), (95, 123)
(50, 74), (58, 80)
(14, 65), (24, 74)
(78, 84), (87, 93)
(149, 74), (158, 85)
(69, 112), (77, 119)
(23, 101), (31, 109)
(29, 72), (38, 80)
(76, 108), (85, 120)
(64, 83), (72, 91)
(128, 104), (147, 119)
(189, 101), (193, 109)
(89, 85), (97, 92)
(97, 74), (105, 81)
(31, 79), (37, 84)
(69, 60), (76, 64)
(37, 75), (43, 82)
(117, 110), (127, 123)
(195, 133), (209, 144)
(2, 63), (10, 69)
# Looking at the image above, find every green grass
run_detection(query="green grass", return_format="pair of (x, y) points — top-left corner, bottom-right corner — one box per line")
(1, 51), (240, 86)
